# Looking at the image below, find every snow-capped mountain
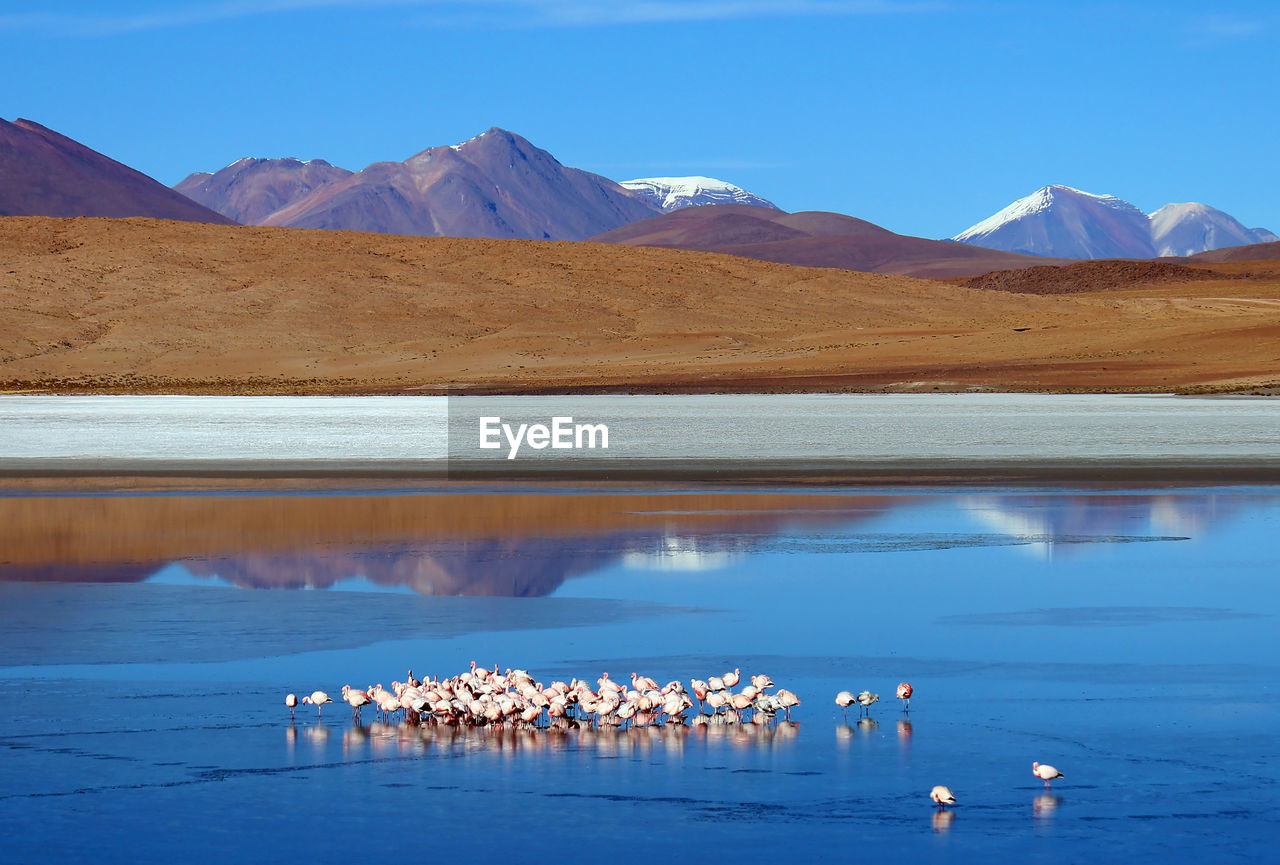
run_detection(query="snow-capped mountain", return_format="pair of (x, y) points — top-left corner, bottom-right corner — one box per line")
(619, 176), (776, 212)
(954, 185), (1276, 259)
(952, 185), (1156, 259)
(1148, 202), (1277, 257)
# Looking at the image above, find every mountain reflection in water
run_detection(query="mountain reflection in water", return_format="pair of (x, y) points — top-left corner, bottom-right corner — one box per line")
(0, 486), (1241, 597)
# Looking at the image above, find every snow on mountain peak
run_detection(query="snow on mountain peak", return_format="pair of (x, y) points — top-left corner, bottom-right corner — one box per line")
(953, 185), (1140, 244)
(620, 176), (777, 212)
(1149, 201), (1277, 257)
(954, 185), (1275, 259)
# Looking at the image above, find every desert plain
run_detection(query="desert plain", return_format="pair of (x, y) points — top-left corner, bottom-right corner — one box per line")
(1, 215), (1278, 394)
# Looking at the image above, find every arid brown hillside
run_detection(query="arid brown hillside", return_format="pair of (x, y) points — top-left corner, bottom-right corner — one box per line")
(1, 216), (1278, 394)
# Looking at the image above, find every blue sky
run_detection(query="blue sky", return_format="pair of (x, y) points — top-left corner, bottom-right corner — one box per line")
(2, 1), (1276, 237)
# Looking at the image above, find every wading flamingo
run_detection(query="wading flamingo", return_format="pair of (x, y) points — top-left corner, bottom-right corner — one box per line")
(285, 693), (297, 722)
(835, 690), (856, 718)
(1032, 762), (1064, 788)
(342, 685), (372, 721)
(896, 682), (913, 712)
(301, 691), (332, 720)
(930, 785), (957, 807)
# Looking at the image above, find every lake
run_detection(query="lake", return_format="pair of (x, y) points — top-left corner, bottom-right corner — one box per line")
(1, 474), (1277, 862)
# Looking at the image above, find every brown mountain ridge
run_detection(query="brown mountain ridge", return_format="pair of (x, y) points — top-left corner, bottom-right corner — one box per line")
(590, 204), (1070, 278)
(258, 127), (660, 240)
(0, 118), (234, 224)
(174, 157), (353, 225)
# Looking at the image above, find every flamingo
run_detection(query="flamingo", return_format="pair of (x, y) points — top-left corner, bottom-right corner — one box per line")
(690, 680), (709, 712)
(751, 674), (774, 690)
(857, 690), (879, 715)
(722, 669), (741, 688)
(775, 689), (801, 720)
(377, 693), (400, 722)
(728, 692), (754, 720)
(300, 690), (333, 720)
(896, 682), (913, 712)
(930, 785), (957, 807)
(631, 672), (660, 692)
(342, 685), (372, 721)
(1032, 762), (1064, 788)
(285, 693), (297, 722)
(707, 675), (726, 693)
(835, 690), (856, 718)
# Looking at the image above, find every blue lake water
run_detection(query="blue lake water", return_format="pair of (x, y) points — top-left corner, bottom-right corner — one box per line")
(0, 482), (1277, 862)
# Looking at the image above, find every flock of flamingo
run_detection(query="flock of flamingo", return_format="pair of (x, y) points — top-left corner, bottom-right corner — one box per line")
(283, 667), (1064, 807)
(285, 663), (800, 732)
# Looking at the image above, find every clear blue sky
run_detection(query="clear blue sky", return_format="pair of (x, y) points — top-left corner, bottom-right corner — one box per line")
(2, 1), (1276, 237)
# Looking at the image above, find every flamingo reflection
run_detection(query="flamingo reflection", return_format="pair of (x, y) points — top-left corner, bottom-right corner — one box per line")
(1034, 793), (1062, 819)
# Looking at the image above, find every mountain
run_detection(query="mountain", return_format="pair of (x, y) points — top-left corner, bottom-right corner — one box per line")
(0, 117), (234, 224)
(1148, 202), (1277, 257)
(619, 176), (777, 212)
(260, 128), (659, 240)
(953, 185), (1155, 259)
(953, 185), (1277, 259)
(591, 203), (1066, 278)
(174, 157), (351, 225)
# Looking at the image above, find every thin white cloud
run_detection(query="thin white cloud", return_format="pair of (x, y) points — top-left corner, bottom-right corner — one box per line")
(0, 0), (942, 36)
(1197, 13), (1269, 40)
(500, 0), (943, 25)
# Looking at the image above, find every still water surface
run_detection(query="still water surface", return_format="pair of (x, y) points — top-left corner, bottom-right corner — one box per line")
(0, 483), (1276, 862)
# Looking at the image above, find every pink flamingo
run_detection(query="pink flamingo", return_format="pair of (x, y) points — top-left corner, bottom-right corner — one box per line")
(1032, 762), (1065, 788)
(285, 693), (298, 722)
(300, 691), (332, 720)
(897, 682), (913, 712)
(342, 685), (372, 721)
(835, 690), (856, 719)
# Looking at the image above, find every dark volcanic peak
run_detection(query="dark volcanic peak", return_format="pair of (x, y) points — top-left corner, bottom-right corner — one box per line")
(174, 157), (352, 225)
(591, 203), (1066, 278)
(0, 118), (235, 224)
(261, 127), (660, 240)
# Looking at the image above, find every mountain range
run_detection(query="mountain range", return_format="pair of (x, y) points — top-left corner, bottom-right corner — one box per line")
(180, 128), (661, 241)
(3, 116), (1277, 272)
(953, 185), (1276, 259)
(0, 118), (233, 224)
